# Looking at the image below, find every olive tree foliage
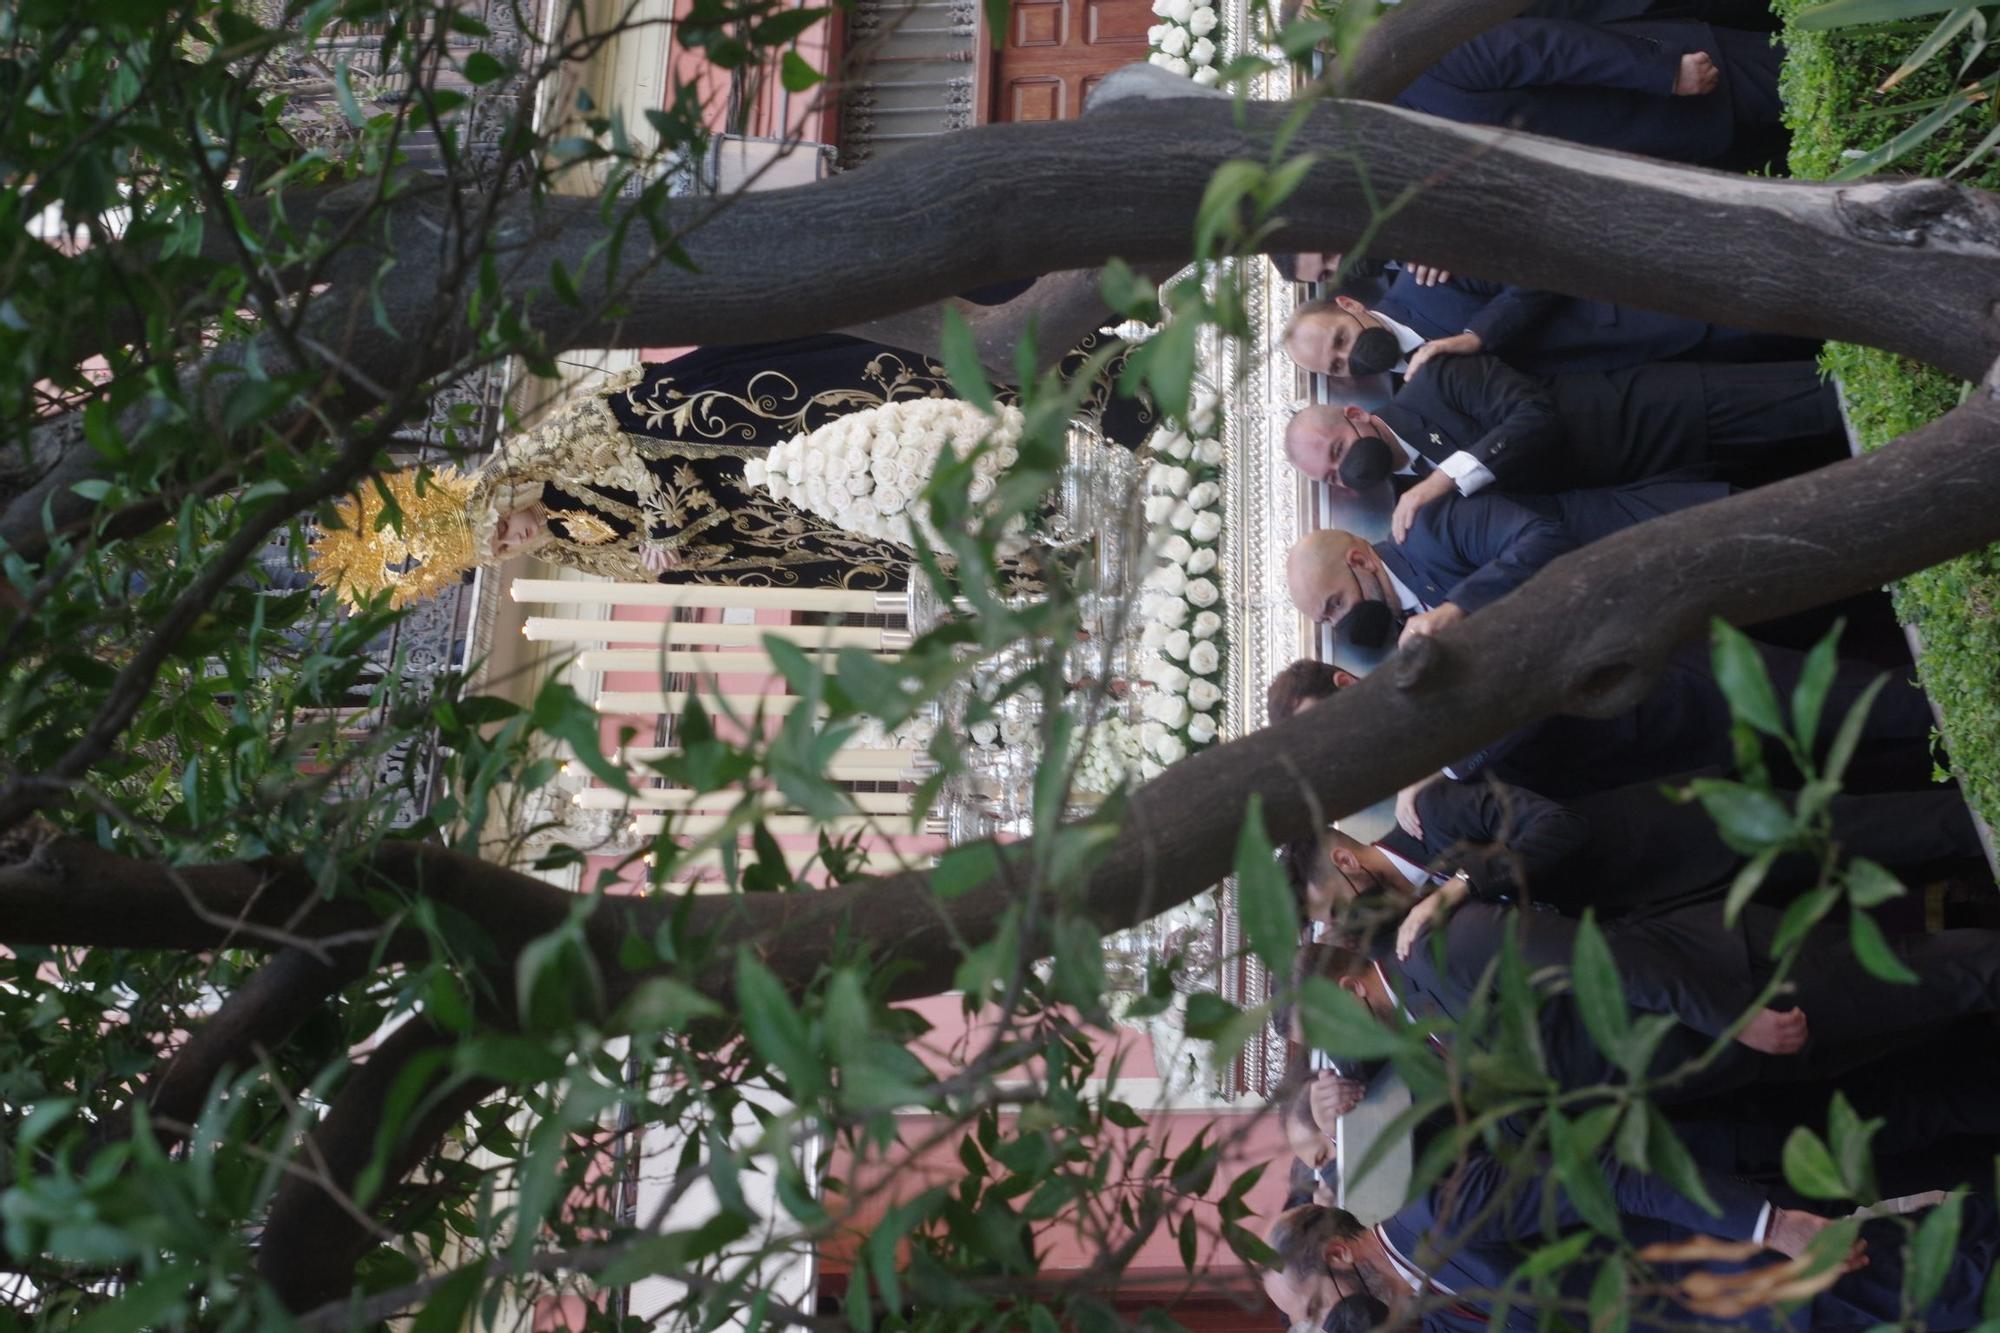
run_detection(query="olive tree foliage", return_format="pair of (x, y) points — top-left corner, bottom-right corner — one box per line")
(5, 0), (2000, 1329)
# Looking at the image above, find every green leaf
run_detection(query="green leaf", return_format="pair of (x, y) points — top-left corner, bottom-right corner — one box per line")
(1569, 912), (1631, 1069)
(1298, 976), (1405, 1061)
(1687, 778), (1796, 854)
(735, 953), (825, 1098)
(72, 1264), (191, 1333)
(1845, 857), (1906, 909)
(1183, 993), (1240, 1040)
(1194, 159), (1265, 257)
(1831, 87), (1984, 180)
(781, 50), (824, 92)
(1798, 0), (1961, 31)
(1234, 795), (1297, 979)
(938, 308), (995, 413)
(1908, 1192), (1966, 1310)
(462, 50), (507, 84)
(1724, 846), (1779, 925)
(1790, 623), (1843, 754)
(1781, 1126), (1852, 1200)
(932, 843), (999, 899)
(1646, 1106), (1722, 1216)
(1548, 1110), (1621, 1235)
(1822, 674), (1889, 782)
(409, 1264), (486, 1333)
(1710, 621), (1786, 738)
(1849, 907), (1918, 984)
(333, 61), (367, 126)
(1826, 1090), (1882, 1202)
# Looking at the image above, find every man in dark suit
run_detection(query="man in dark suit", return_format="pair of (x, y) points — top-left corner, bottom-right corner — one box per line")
(1280, 278), (1818, 381)
(1393, 17), (1786, 170)
(1264, 1169), (2000, 1331)
(1374, 772), (1981, 922)
(1283, 355), (1841, 538)
(1285, 480), (1727, 646)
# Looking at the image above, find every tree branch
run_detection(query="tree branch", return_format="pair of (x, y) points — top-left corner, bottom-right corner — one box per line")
(1334, 0), (1535, 103)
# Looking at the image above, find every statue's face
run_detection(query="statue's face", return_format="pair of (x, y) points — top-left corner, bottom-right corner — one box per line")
(491, 503), (549, 558)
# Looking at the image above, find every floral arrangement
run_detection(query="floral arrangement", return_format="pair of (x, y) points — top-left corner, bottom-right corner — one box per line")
(1146, 0), (1222, 85)
(1136, 398), (1227, 776)
(742, 398), (1030, 557)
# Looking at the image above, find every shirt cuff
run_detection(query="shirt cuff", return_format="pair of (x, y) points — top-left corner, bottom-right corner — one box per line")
(1439, 451), (1497, 496)
(1752, 1202), (1773, 1246)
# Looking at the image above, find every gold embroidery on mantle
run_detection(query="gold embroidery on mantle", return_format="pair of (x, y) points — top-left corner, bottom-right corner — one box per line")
(548, 509), (618, 546)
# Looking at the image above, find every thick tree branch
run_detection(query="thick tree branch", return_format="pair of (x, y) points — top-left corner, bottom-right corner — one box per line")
(521, 97), (2000, 379)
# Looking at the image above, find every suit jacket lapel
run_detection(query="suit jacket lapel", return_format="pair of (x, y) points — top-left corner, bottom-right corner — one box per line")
(1374, 540), (1445, 612)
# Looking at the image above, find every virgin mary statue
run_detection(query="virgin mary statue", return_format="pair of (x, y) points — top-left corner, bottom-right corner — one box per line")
(310, 332), (1154, 607)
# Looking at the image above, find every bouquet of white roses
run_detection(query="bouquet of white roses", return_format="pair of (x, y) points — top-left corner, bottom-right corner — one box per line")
(742, 398), (1031, 557)
(1134, 394), (1227, 774)
(1147, 0), (1222, 85)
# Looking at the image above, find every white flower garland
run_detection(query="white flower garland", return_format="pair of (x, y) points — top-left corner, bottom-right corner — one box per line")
(1137, 394), (1227, 775)
(1146, 0), (1222, 85)
(742, 398), (1030, 557)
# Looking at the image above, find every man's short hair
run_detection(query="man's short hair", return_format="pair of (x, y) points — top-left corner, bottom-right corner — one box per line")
(1278, 833), (1324, 916)
(1267, 1202), (1365, 1279)
(1329, 1295), (1391, 1333)
(1268, 658), (1348, 725)
(1271, 253), (1304, 283)
(1282, 297), (1343, 353)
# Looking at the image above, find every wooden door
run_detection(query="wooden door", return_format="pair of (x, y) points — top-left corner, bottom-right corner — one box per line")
(986, 0), (1154, 124)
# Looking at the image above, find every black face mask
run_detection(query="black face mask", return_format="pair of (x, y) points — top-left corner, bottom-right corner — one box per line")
(1346, 327), (1403, 378)
(1341, 597), (1396, 649)
(1325, 1294), (1391, 1333)
(1337, 435), (1394, 490)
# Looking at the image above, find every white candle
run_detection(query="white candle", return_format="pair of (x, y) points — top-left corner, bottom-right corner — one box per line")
(523, 618), (890, 649)
(511, 579), (880, 613)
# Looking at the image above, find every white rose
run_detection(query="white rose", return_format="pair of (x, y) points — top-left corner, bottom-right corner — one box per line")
(1190, 391), (1220, 433)
(846, 473), (873, 497)
(874, 483), (909, 514)
(1192, 610), (1222, 639)
(804, 477), (830, 513)
(1186, 481), (1220, 511)
(1164, 629), (1192, 660)
(1147, 564), (1187, 597)
(1148, 662), (1190, 695)
(1189, 510), (1223, 544)
(1188, 678), (1222, 712)
(1165, 0), (1194, 21)
(785, 456), (806, 485)
(1000, 715), (1030, 746)
(1162, 466), (1192, 496)
(1189, 4), (1218, 35)
(1159, 534), (1195, 566)
(1147, 694), (1189, 729)
(1165, 55), (1191, 76)
(968, 473), (997, 503)
(1186, 577), (1219, 609)
(1170, 501), (1197, 531)
(1148, 50), (1175, 68)
(1188, 712), (1218, 745)
(970, 720), (999, 747)
(767, 474), (794, 504)
(1159, 24), (1190, 55)
(1151, 0), (1174, 15)
(1194, 439), (1224, 466)
(996, 445), (1019, 470)
(804, 447), (828, 477)
(1188, 35), (1216, 65)
(1186, 547), (1217, 576)
(743, 459), (767, 488)
(1153, 733), (1188, 765)
(1145, 494), (1177, 524)
(1155, 430), (1191, 460)
(1156, 597), (1189, 628)
(1147, 22), (1169, 43)
(1142, 721), (1171, 749)
(1188, 641), (1221, 675)
(824, 452), (850, 483)
(1147, 462), (1177, 493)
(843, 440), (870, 472)
(1191, 65), (1221, 87)
(1141, 622), (1170, 651)
(1140, 756), (1165, 779)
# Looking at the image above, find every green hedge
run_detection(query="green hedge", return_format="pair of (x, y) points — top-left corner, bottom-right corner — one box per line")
(1778, 0), (2000, 822)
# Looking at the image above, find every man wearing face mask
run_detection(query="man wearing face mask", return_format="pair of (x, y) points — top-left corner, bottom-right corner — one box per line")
(1283, 475), (1725, 650)
(1277, 263), (1818, 381)
(1283, 354), (1840, 541)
